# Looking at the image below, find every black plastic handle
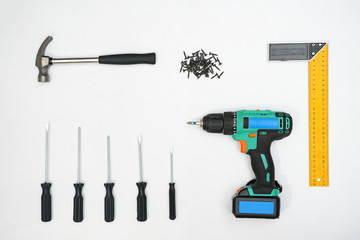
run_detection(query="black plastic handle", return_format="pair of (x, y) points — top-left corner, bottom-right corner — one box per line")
(136, 181), (147, 222)
(73, 183), (84, 222)
(99, 53), (156, 65)
(169, 183), (176, 220)
(247, 137), (275, 194)
(41, 182), (52, 222)
(104, 183), (115, 222)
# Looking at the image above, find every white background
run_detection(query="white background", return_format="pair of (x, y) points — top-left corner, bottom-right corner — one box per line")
(0, 0), (360, 239)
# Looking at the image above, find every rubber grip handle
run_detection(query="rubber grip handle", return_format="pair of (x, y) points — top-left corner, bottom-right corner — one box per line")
(169, 183), (176, 220)
(73, 183), (84, 222)
(247, 137), (275, 194)
(104, 183), (115, 222)
(136, 181), (147, 221)
(41, 182), (52, 222)
(98, 53), (156, 65)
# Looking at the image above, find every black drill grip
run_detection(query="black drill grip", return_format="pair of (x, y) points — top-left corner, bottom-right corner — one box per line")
(99, 53), (156, 65)
(247, 137), (275, 194)
(136, 181), (147, 221)
(73, 183), (84, 222)
(104, 183), (115, 222)
(169, 183), (176, 220)
(41, 182), (52, 222)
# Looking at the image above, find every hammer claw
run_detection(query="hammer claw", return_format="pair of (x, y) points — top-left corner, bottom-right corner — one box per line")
(36, 36), (53, 82)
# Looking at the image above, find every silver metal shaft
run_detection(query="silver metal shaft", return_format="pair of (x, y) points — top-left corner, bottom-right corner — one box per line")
(52, 57), (98, 64)
(138, 135), (143, 182)
(170, 147), (174, 183)
(45, 123), (50, 183)
(107, 136), (111, 183)
(77, 127), (82, 183)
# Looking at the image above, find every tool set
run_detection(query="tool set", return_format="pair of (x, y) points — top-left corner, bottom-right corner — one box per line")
(36, 36), (330, 221)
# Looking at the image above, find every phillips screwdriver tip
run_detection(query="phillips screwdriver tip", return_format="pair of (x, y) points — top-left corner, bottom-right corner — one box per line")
(187, 121), (200, 125)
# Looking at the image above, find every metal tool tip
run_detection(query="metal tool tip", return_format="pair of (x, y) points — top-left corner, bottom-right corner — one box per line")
(170, 147), (174, 154)
(138, 135), (142, 143)
(187, 121), (199, 125)
(46, 122), (50, 131)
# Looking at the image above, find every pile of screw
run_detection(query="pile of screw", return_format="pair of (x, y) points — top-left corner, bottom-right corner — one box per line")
(180, 50), (224, 79)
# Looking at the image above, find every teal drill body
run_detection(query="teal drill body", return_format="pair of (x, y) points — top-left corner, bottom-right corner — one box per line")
(188, 110), (292, 218)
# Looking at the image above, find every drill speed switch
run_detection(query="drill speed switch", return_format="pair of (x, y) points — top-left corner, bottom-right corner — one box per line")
(188, 110), (292, 219)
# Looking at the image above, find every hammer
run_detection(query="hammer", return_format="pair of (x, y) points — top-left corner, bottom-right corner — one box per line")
(35, 36), (156, 82)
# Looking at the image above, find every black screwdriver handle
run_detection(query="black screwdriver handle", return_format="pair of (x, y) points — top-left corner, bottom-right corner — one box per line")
(41, 182), (52, 222)
(73, 183), (84, 222)
(98, 53), (156, 65)
(104, 183), (115, 222)
(169, 183), (176, 220)
(136, 181), (147, 221)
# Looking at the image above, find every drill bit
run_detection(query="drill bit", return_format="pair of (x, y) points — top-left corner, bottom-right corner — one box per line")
(136, 135), (147, 221)
(169, 147), (176, 220)
(104, 136), (115, 222)
(187, 121), (201, 125)
(41, 122), (52, 222)
(73, 127), (84, 222)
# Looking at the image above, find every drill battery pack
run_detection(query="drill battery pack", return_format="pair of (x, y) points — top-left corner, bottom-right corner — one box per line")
(232, 195), (280, 219)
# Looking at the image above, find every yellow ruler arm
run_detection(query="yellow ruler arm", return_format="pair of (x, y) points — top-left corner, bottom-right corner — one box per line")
(308, 44), (329, 186)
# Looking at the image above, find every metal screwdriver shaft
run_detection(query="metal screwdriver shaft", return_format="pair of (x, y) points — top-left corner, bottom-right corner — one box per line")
(104, 136), (115, 222)
(169, 147), (176, 220)
(41, 123), (52, 222)
(136, 135), (147, 221)
(73, 127), (84, 222)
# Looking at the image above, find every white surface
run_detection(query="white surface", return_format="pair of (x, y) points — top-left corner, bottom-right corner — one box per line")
(0, 0), (360, 239)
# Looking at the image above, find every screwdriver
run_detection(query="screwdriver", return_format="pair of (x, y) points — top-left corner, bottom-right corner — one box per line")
(104, 136), (115, 222)
(136, 135), (147, 222)
(169, 147), (176, 220)
(73, 127), (84, 222)
(41, 123), (52, 222)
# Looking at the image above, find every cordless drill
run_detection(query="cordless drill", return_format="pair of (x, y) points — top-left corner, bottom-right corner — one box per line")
(188, 110), (292, 219)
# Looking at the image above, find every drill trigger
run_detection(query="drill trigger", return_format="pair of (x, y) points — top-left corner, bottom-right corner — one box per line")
(237, 140), (247, 153)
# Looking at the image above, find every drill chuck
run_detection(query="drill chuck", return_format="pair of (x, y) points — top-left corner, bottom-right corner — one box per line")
(201, 112), (236, 135)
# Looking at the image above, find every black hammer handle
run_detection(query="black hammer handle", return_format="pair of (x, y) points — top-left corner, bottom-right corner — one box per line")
(73, 183), (84, 222)
(136, 181), (147, 222)
(104, 183), (115, 222)
(99, 53), (156, 65)
(41, 182), (52, 222)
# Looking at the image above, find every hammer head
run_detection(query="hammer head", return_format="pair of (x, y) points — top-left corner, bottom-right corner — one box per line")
(35, 36), (53, 82)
